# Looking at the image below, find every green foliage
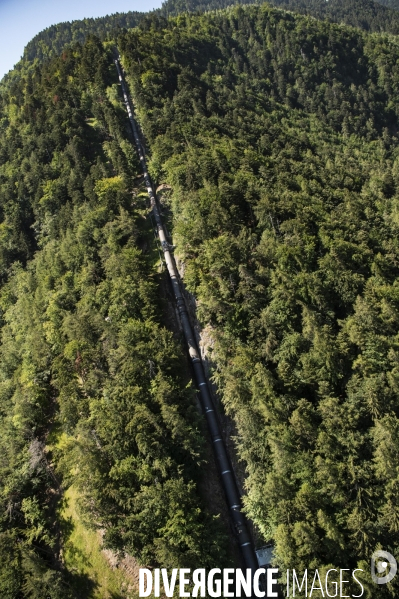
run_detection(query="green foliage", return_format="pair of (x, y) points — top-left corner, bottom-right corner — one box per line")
(22, 13), (144, 64)
(267, 0), (399, 35)
(5, 0), (399, 86)
(0, 32), (229, 595)
(4, 0), (399, 593)
(120, 5), (399, 594)
(0, 532), (23, 599)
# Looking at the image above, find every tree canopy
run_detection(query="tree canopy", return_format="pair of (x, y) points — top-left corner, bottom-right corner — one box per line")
(1, 0), (399, 596)
(0, 35), (229, 596)
(119, 5), (399, 595)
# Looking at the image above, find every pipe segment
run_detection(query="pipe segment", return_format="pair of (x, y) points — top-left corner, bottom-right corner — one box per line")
(115, 58), (260, 580)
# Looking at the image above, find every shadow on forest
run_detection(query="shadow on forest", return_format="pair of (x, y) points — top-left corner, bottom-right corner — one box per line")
(56, 494), (127, 598)
(65, 569), (99, 598)
(57, 495), (99, 598)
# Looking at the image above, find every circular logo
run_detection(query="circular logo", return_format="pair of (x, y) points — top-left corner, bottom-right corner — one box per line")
(371, 550), (397, 585)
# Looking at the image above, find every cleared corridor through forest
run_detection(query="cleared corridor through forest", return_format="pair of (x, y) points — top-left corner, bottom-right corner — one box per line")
(114, 55), (260, 582)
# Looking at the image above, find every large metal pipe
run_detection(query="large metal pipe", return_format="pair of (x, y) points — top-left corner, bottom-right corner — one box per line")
(115, 58), (259, 578)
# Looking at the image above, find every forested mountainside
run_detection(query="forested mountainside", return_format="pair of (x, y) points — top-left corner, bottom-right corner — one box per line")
(269, 0), (399, 33)
(2, 1), (399, 597)
(23, 13), (144, 63)
(0, 36), (229, 598)
(13, 0), (399, 70)
(377, 0), (399, 10)
(120, 4), (399, 595)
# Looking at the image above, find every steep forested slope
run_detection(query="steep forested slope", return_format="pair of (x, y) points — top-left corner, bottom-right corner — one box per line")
(377, 0), (399, 10)
(3, 1), (399, 596)
(12, 0), (399, 71)
(0, 36), (229, 597)
(22, 12), (145, 63)
(268, 0), (399, 33)
(120, 6), (399, 595)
